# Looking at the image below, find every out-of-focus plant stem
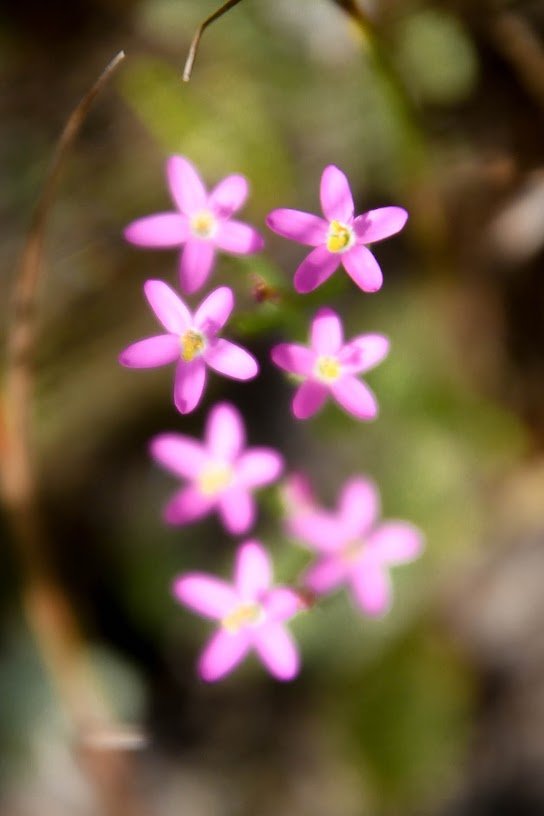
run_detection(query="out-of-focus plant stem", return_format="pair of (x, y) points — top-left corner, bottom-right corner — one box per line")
(489, 9), (544, 112)
(183, 0), (245, 81)
(0, 50), (147, 816)
(331, 0), (448, 258)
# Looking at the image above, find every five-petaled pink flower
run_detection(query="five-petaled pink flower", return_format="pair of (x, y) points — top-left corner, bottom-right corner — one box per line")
(151, 403), (283, 535)
(288, 476), (424, 616)
(266, 164), (407, 294)
(271, 307), (389, 420)
(173, 540), (302, 682)
(119, 281), (258, 414)
(125, 156), (264, 293)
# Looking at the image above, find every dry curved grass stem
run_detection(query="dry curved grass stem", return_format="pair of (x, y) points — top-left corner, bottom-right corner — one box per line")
(183, 0), (245, 81)
(0, 50), (147, 816)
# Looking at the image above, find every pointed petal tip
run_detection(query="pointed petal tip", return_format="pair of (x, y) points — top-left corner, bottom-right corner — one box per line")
(266, 209), (328, 246)
(173, 399), (192, 415)
(162, 504), (180, 526)
(253, 233), (265, 252)
(320, 165), (354, 222)
(118, 350), (132, 367)
(292, 381), (328, 420)
(294, 246), (340, 293)
(171, 575), (186, 602)
(205, 340), (259, 381)
(214, 284), (235, 301)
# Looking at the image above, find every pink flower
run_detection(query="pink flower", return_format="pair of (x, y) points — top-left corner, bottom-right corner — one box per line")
(125, 156), (264, 293)
(266, 164), (407, 294)
(280, 472), (317, 519)
(150, 403), (284, 535)
(289, 476), (424, 616)
(271, 307), (389, 420)
(119, 281), (258, 414)
(173, 540), (302, 682)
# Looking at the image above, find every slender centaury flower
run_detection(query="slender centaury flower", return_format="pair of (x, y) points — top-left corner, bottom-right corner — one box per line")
(119, 280), (258, 414)
(173, 540), (302, 682)
(271, 307), (389, 420)
(151, 402), (283, 535)
(288, 476), (424, 616)
(125, 156), (264, 293)
(266, 164), (407, 294)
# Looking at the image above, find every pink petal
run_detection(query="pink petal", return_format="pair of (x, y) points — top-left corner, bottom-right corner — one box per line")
(163, 486), (215, 525)
(367, 522), (424, 564)
(214, 220), (264, 254)
(124, 213), (188, 248)
(172, 574), (237, 619)
(330, 376), (378, 420)
(342, 245), (383, 293)
(338, 477), (379, 539)
(174, 358), (207, 414)
(236, 449), (284, 489)
(204, 339), (258, 380)
(311, 307), (343, 354)
(294, 246), (340, 294)
(350, 560), (392, 616)
(265, 587), (303, 622)
(292, 380), (328, 419)
(282, 472), (317, 514)
(339, 334), (390, 375)
(234, 540), (272, 599)
(353, 206), (408, 243)
(270, 343), (315, 376)
(119, 335), (179, 368)
(208, 174), (249, 217)
(289, 511), (349, 553)
(253, 623), (299, 681)
(198, 630), (250, 682)
(304, 556), (347, 594)
(205, 403), (245, 461)
(193, 286), (234, 336)
(144, 279), (192, 334)
(179, 239), (216, 294)
(166, 155), (206, 215)
(217, 488), (255, 535)
(150, 433), (207, 478)
(266, 209), (328, 246)
(320, 165), (354, 223)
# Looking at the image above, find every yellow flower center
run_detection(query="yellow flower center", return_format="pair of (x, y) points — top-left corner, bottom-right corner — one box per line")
(326, 219), (355, 253)
(198, 462), (233, 496)
(315, 355), (341, 383)
(190, 209), (217, 239)
(221, 601), (264, 634)
(180, 329), (205, 362)
(342, 541), (364, 564)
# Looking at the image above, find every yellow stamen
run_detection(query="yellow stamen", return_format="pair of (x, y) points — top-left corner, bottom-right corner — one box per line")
(221, 602), (264, 634)
(326, 219), (354, 253)
(180, 329), (205, 362)
(315, 355), (341, 383)
(190, 210), (217, 239)
(198, 463), (232, 496)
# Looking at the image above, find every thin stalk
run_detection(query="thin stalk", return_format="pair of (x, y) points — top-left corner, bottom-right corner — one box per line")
(183, 0), (245, 81)
(1, 50), (146, 816)
(331, 0), (448, 256)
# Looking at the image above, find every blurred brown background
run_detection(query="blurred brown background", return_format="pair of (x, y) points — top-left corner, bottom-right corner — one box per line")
(2, 0), (544, 814)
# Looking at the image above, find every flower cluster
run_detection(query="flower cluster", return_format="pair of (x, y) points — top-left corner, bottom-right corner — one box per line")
(121, 156), (423, 682)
